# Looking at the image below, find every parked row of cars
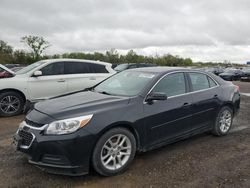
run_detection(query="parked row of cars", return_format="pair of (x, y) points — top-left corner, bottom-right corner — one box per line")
(197, 67), (250, 81)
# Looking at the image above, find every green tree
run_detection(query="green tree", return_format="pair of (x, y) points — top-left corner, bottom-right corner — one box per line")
(106, 49), (120, 64)
(124, 50), (139, 64)
(0, 40), (14, 64)
(0, 40), (13, 54)
(21, 35), (50, 60)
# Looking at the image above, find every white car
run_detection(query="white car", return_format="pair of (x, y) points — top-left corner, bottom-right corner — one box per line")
(0, 59), (115, 117)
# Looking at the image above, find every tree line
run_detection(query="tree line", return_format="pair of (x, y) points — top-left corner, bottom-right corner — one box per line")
(0, 35), (242, 67)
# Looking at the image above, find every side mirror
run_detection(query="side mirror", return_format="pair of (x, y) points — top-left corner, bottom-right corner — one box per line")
(146, 92), (167, 103)
(33, 70), (42, 77)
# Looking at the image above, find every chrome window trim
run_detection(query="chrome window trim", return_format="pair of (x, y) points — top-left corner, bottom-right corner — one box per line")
(144, 70), (219, 103)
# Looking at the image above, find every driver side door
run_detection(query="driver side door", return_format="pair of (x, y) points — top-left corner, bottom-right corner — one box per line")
(27, 62), (68, 101)
(143, 72), (193, 148)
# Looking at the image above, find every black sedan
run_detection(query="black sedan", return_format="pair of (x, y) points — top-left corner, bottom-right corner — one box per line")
(241, 67), (250, 81)
(205, 67), (224, 75)
(14, 67), (240, 176)
(219, 69), (244, 81)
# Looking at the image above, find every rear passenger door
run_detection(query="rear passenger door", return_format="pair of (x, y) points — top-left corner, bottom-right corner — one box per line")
(64, 62), (110, 93)
(187, 72), (221, 130)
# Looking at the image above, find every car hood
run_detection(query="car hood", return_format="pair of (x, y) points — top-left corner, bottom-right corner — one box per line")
(34, 91), (130, 120)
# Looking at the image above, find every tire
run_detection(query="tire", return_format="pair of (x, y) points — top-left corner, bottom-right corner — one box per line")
(92, 127), (136, 176)
(212, 106), (233, 136)
(0, 91), (25, 117)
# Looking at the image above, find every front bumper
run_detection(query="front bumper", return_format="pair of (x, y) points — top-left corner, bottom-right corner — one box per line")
(14, 122), (96, 176)
(240, 76), (250, 81)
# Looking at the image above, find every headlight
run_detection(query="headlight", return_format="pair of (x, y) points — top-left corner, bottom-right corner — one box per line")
(45, 115), (93, 135)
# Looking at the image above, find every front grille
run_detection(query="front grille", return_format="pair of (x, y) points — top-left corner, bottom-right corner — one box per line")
(25, 118), (44, 128)
(18, 129), (34, 147)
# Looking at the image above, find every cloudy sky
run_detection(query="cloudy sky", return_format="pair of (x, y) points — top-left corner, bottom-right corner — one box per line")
(0, 0), (250, 63)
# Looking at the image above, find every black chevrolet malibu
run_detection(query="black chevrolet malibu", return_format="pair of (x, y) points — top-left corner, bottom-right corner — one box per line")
(14, 67), (240, 176)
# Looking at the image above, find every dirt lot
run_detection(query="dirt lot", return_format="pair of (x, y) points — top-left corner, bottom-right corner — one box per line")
(0, 82), (250, 188)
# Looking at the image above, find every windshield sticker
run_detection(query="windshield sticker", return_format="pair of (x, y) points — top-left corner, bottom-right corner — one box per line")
(138, 74), (155, 78)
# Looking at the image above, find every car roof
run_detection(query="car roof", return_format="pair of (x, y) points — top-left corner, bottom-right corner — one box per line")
(128, 66), (189, 73)
(42, 58), (112, 66)
(128, 66), (226, 85)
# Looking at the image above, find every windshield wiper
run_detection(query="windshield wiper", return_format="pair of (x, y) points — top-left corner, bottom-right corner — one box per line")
(92, 88), (112, 95)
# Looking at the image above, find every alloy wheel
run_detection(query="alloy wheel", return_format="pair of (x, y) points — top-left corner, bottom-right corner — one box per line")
(101, 134), (132, 170)
(0, 95), (20, 114)
(219, 109), (232, 133)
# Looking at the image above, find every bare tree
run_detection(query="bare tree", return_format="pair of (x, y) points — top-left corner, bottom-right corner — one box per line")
(21, 35), (50, 60)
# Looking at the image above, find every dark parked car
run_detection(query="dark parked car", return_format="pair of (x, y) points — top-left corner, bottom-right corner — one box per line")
(14, 67), (240, 176)
(241, 67), (250, 81)
(5, 64), (21, 69)
(0, 64), (15, 78)
(114, 63), (156, 72)
(219, 69), (244, 81)
(205, 67), (224, 75)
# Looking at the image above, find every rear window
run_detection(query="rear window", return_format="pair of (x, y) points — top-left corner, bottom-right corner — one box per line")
(65, 62), (108, 74)
(208, 77), (217, 87)
(189, 73), (210, 91)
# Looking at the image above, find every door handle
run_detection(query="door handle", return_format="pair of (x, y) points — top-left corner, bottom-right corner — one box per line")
(213, 94), (218, 98)
(89, 77), (96, 80)
(57, 79), (65, 83)
(183, 102), (190, 107)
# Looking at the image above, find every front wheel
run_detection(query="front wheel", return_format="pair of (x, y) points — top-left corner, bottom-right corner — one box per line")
(0, 91), (25, 117)
(92, 128), (136, 176)
(212, 106), (233, 136)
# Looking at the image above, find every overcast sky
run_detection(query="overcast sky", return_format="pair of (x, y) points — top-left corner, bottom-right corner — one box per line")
(0, 0), (250, 63)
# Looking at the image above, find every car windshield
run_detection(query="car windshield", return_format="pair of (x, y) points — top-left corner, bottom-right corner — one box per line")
(16, 61), (47, 74)
(114, 64), (129, 72)
(94, 71), (156, 96)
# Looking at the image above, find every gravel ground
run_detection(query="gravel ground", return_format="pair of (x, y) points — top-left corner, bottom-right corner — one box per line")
(0, 82), (249, 188)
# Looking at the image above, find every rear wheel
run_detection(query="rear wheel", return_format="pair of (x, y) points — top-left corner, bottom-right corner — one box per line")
(92, 128), (136, 176)
(0, 91), (25, 117)
(212, 106), (233, 136)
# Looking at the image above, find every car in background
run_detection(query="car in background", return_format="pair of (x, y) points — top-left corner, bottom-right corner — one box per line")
(0, 59), (115, 117)
(11, 66), (26, 72)
(114, 63), (156, 72)
(5, 64), (21, 69)
(205, 67), (224, 75)
(241, 67), (250, 81)
(14, 67), (240, 176)
(0, 64), (15, 78)
(219, 69), (243, 81)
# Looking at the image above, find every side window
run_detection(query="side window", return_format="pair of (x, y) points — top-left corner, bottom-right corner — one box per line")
(40, 62), (64, 76)
(65, 62), (91, 74)
(128, 65), (137, 69)
(189, 73), (210, 91)
(152, 73), (186, 97)
(208, 76), (217, 87)
(89, 64), (109, 73)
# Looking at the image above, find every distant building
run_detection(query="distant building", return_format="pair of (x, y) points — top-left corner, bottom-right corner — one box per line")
(247, 61), (250, 66)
